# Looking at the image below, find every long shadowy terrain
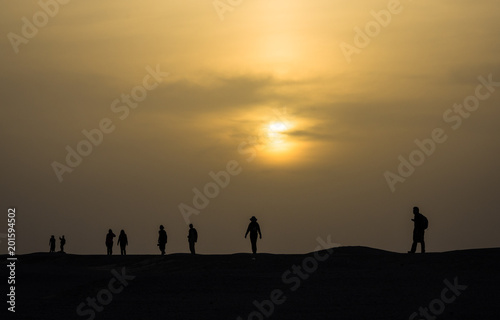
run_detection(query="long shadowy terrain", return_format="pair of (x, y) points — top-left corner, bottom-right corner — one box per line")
(2, 247), (500, 320)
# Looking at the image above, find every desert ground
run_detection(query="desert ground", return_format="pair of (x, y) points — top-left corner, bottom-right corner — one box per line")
(2, 247), (500, 320)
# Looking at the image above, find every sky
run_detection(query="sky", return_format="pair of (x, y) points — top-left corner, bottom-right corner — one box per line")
(1, 0), (500, 255)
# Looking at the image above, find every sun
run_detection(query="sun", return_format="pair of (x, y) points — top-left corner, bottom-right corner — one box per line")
(264, 120), (293, 152)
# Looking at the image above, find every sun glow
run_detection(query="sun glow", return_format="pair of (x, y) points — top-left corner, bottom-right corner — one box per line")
(264, 120), (293, 152)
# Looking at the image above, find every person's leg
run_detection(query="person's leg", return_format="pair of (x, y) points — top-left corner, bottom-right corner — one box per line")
(409, 241), (417, 253)
(251, 237), (257, 254)
(421, 240), (425, 253)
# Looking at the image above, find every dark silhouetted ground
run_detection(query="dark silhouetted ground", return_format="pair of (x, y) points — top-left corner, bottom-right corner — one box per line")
(2, 247), (499, 319)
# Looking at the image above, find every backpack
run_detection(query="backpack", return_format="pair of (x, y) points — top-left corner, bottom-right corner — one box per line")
(421, 214), (429, 230)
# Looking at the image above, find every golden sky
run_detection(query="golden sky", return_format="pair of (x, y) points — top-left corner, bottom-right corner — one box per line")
(2, 0), (500, 254)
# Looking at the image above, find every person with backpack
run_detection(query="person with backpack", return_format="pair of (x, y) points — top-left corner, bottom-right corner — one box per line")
(408, 206), (428, 253)
(187, 224), (198, 255)
(245, 216), (262, 255)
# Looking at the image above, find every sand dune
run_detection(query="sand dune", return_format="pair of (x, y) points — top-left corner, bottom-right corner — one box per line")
(2, 247), (499, 319)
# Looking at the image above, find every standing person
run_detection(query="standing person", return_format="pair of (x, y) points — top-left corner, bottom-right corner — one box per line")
(49, 235), (56, 253)
(158, 225), (167, 255)
(408, 207), (428, 253)
(117, 230), (128, 256)
(187, 224), (198, 255)
(245, 216), (262, 255)
(59, 235), (66, 253)
(106, 229), (116, 255)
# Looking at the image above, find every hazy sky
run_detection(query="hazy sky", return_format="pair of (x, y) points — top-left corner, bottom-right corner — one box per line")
(2, 0), (500, 254)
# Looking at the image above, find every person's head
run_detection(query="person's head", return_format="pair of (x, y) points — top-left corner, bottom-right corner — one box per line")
(159, 225), (164, 230)
(62, 235), (65, 238)
(189, 224), (193, 229)
(51, 235), (54, 238)
(413, 207), (420, 214)
(120, 230), (125, 234)
(250, 216), (257, 222)
(108, 229), (112, 233)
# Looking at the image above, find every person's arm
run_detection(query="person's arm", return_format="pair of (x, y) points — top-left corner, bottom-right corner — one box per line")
(258, 225), (262, 239)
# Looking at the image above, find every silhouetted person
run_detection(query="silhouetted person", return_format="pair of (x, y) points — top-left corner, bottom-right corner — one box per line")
(187, 224), (198, 255)
(49, 235), (56, 253)
(106, 229), (116, 255)
(59, 235), (66, 253)
(158, 225), (167, 255)
(117, 230), (128, 255)
(408, 207), (428, 253)
(245, 216), (262, 254)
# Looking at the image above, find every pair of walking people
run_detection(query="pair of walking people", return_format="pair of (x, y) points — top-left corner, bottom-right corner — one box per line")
(49, 235), (66, 253)
(105, 229), (128, 255)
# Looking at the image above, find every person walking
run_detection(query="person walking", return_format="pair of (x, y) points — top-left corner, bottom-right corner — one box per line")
(408, 207), (428, 253)
(245, 216), (262, 255)
(106, 229), (116, 255)
(49, 235), (56, 253)
(187, 224), (198, 255)
(59, 235), (66, 253)
(158, 225), (167, 255)
(117, 230), (128, 255)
